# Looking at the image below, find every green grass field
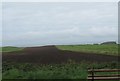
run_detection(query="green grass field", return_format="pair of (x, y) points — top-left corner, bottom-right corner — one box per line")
(56, 44), (118, 56)
(0, 46), (24, 52)
(2, 61), (119, 80)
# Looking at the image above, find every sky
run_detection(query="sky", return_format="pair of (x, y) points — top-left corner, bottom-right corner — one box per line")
(2, 2), (118, 47)
(2, 0), (119, 2)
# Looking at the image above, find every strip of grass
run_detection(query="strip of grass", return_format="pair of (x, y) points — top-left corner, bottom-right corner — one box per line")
(0, 46), (24, 52)
(56, 44), (118, 56)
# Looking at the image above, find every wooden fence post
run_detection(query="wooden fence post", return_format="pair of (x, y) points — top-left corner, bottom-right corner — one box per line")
(92, 68), (94, 81)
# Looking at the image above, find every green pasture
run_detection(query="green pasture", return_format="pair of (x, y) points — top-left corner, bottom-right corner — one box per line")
(0, 46), (24, 52)
(56, 44), (119, 56)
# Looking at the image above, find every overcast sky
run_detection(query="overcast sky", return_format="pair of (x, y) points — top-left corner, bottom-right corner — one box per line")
(2, 2), (118, 47)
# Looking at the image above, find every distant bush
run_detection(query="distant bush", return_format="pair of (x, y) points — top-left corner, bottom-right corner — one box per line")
(101, 41), (117, 45)
(93, 43), (99, 45)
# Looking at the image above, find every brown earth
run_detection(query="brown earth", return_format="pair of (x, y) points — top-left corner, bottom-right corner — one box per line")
(2, 46), (119, 64)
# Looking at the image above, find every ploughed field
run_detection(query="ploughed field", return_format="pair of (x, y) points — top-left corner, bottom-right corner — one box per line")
(2, 45), (119, 64)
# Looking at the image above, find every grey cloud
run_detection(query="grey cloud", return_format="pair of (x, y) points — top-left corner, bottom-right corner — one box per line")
(2, 2), (118, 46)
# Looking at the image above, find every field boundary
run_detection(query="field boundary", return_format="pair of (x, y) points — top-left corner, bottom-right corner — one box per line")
(87, 69), (120, 81)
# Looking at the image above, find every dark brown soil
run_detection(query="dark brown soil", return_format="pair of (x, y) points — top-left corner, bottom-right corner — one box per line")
(2, 46), (119, 64)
